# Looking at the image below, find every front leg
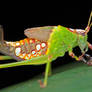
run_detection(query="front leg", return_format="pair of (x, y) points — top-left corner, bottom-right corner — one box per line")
(69, 51), (86, 63)
(83, 42), (92, 65)
(84, 54), (92, 66)
(88, 42), (92, 50)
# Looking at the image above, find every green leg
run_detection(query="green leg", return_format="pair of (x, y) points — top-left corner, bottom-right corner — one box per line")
(38, 61), (51, 88)
(48, 62), (52, 76)
(0, 55), (48, 68)
(0, 55), (13, 60)
(69, 51), (79, 61)
(38, 59), (52, 88)
(44, 61), (51, 86)
(0, 55), (51, 88)
(42, 63), (52, 77)
(69, 51), (87, 62)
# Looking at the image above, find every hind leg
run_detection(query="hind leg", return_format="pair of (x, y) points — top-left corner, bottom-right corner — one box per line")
(38, 56), (52, 88)
(88, 42), (92, 50)
(69, 42), (92, 65)
(38, 61), (52, 88)
(0, 55), (13, 60)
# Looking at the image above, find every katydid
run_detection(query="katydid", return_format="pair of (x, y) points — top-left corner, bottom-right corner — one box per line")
(0, 11), (92, 88)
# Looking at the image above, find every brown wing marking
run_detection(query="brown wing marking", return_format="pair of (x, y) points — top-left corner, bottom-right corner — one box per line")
(24, 26), (55, 42)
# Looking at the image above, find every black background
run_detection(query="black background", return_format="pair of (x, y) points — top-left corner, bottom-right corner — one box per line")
(0, 2), (92, 89)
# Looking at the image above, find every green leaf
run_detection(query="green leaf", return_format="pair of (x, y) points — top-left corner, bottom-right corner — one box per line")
(1, 61), (92, 92)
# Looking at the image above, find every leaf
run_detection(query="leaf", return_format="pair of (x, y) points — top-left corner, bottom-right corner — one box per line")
(0, 61), (92, 92)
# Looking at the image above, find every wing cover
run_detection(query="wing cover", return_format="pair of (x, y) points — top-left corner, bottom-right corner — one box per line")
(24, 26), (55, 42)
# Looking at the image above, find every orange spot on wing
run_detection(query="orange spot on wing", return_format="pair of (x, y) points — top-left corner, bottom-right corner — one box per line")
(24, 54), (29, 59)
(20, 40), (24, 45)
(32, 39), (35, 43)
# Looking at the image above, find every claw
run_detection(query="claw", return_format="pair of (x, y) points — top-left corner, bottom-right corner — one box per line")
(87, 61), (92, 66)
(84, 54), (91, 59)
(78, 56), (84, 61)
(78, 56), (87, 63)
(84, 54), (92, 66)
(86, 57), (92, 66)
(82, 58), (87, 63)
(38, 80), (46, 88)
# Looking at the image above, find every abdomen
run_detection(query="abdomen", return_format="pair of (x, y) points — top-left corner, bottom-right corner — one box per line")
(13, 38), (48, 60)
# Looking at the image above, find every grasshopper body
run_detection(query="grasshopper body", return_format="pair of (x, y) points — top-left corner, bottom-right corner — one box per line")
(0, 12), (92, 88)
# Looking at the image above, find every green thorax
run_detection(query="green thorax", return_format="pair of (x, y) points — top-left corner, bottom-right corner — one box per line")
(77, 34), (88, 53)
(47, 25), (88, 60)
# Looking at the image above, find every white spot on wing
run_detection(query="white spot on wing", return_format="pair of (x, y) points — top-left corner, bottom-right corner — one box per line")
(19, 53), (26, 58)
(36, 44), (41, 51)
(32, 51), (35, 54)
(28, 54), (31, 57)
(15, 47), (21, 56)
(16, 43), (20, 46)
(41, 43), (46, 48)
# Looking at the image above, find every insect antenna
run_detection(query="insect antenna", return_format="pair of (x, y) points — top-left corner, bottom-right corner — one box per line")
(87, 11), (92, 27)
(89, 22), (92, 28)
(85, 11), (92, 33)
